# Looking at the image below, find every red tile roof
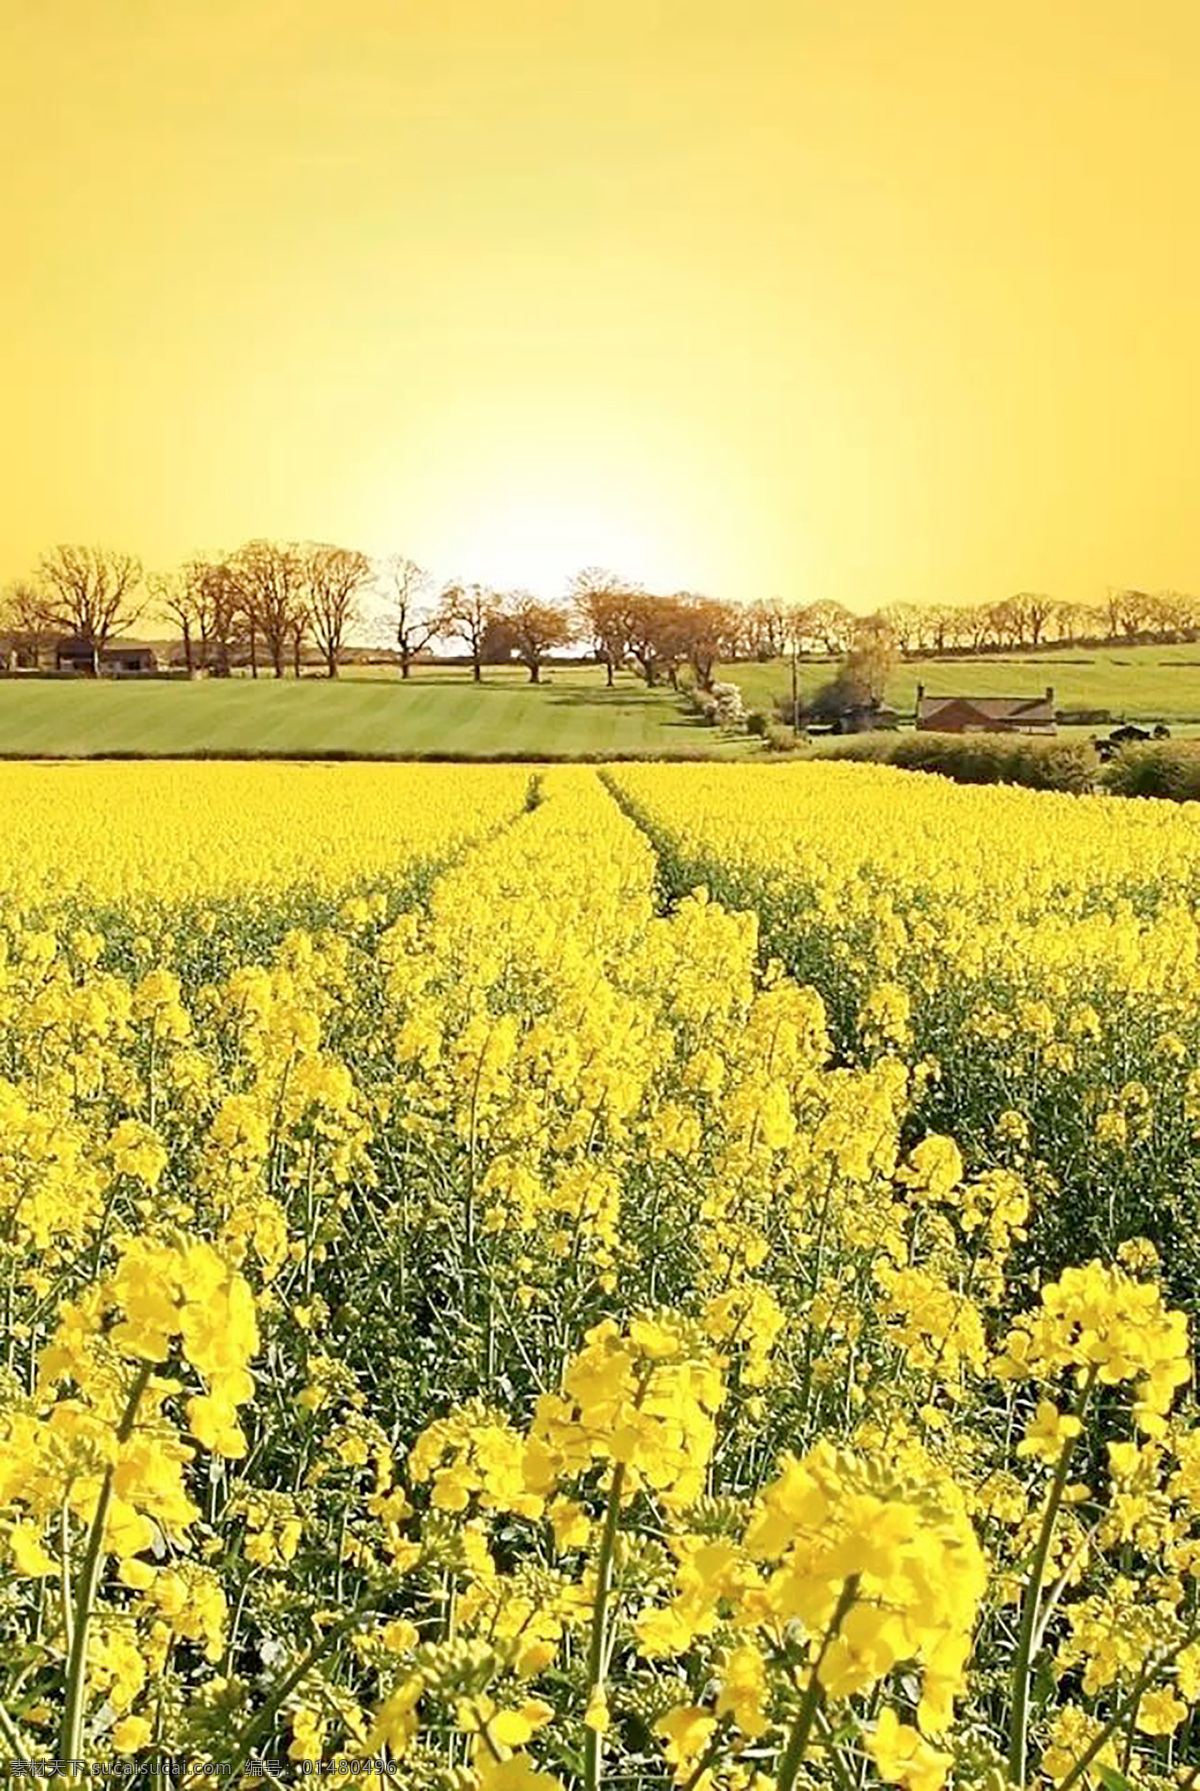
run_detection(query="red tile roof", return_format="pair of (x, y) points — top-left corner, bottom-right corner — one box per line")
(916, 692), (1054, 723)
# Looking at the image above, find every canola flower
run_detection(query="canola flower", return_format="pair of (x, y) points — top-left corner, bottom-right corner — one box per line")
(0, 763), (1197, 1791)
(609, 760), (1200, 1305)
(0, 760), (529, 911)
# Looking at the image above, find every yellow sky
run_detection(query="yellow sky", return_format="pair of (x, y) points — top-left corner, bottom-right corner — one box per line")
(2, 0), (1198, 608)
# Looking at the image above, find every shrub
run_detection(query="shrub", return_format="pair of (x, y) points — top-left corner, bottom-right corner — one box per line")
(765, 721), (798, 752)
(745, 709), (768, 737)
(711, 680), (745, 726)
(808, 731), (1096, 794)
(802, 732), (889, 762)
(1102, 741), (1200, 801)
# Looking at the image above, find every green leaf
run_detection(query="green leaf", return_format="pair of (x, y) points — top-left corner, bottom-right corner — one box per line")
(1096, 1765), (1137, 1791)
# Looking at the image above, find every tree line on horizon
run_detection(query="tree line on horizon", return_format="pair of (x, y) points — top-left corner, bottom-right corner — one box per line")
(2, 542), (1198, 685)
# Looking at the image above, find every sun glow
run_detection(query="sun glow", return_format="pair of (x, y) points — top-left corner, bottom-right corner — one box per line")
(4, 2), (1200, 605)
(430, 485), (667, 596)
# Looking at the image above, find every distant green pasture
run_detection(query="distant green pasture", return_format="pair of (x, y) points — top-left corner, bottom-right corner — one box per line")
(732, 644), (1200, 724)
(0, 643), (1195, 760)
(0, 665), (742, 759)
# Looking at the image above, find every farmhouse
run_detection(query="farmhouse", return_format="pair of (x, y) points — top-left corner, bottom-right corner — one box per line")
(915, 683), (1056, 735)
(55, 638), (160, 676)
(0, 633), (43, 671)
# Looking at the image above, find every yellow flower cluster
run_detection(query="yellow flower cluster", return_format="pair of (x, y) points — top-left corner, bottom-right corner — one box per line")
(0, 761), (529, 912)
(609, 762), (1200, 1265)
(998, 1258), (1190, 1433)
(0, 761), (1197, 1791)
(530, 1314), (725, 1510)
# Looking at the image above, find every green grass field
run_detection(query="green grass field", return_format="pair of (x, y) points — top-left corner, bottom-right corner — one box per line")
(0, 666), (748, 759)
(0, 643), (1197, 760)
(734, 643), (1200, 724)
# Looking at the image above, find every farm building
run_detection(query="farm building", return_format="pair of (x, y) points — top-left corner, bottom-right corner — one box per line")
(915, 684), (1056, 735)
(55, 638), (160, 676)
(0, 633), (44, 671)
(828, 700), (900, 734)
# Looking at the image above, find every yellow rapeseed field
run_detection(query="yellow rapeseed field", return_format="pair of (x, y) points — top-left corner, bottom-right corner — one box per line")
(0, 761), (531, 912)
(2, 760), (1200, 1791)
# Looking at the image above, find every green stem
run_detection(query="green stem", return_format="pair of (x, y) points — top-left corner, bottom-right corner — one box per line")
(200, 1598), (377, 1786)
(1008, 1367), (1097, 1788)
(813, 1705), (863, 1791)
(582, 1362), (654, 1791)
(57, 1362), (153, 1770)
(679, 1716), (732, 1791)
(0, 1694), (31, 1760)
(583, 1461), (627, 1791)
(777, 1577), (859, 1791)
(1056, 1627), (1199, 1791)
(59, 1496), (74, 1658)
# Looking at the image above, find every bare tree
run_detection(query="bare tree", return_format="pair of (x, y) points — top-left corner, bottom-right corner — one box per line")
(923, 604), (961, 652)
(625, 591), (696, 686)
(502, 591), (574, 682)
(382, 556), (440, 679)
(785, 603), (819, 655)
(985, 598), (1021, 647)
(150, 557), (248, 675)
(436, 581), (499, 681)
(675, 593), (734, 690)
(146, 569), (197, 674)
(35, 545), (144, 674)
(303, 544), (372, 678)
(1151, 590), (1200, 642)
(624, 591), (664, 685)
(0, 580), (51, 669)
(877, 603), (922, 655)
(648, 593), (696, 688)
(1108, 587), (1156, 641)
(1006, 591), (1055, 648)
(963, 604), (992, 651)
(804, 599), (855, 656)
(228, 540), (306, 678)
(742, 596), (787, 660)
(569, 567), (637, 686)
(291, 607), (309, 677)
(181, 557), (243, 675)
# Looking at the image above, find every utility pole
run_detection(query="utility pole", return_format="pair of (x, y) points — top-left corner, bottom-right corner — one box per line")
(790, 631), (800, 745)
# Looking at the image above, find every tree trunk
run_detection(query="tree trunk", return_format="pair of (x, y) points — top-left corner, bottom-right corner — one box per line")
(250, 631), (259, 678)
(528, 661), (540, 683)
(182, 622), (194, 675)
(327, 651), (338, 678)
(605, 658), (614, 687)
(472, 655), (482, 683)
(401, 655), (411, 679)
